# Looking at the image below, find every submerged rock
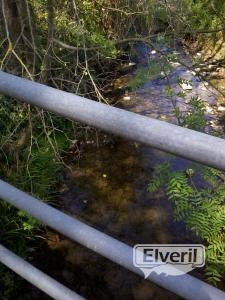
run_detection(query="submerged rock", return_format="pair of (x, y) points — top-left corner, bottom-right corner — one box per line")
(180, 83), (192, 90)
(217, 106), (225, 112)
(123, 95), (131, 101)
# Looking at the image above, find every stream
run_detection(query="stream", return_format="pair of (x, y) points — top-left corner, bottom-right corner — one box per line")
(19, 41), (223, 300)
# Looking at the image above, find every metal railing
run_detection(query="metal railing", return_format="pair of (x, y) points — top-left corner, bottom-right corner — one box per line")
(1, 71), (225, 171)
(1, 179), (224, 300)
(0, 244), (85, 300)
(0, 71), (225, 299)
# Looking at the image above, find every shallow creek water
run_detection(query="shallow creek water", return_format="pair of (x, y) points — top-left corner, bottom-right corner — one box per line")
(20, 43), (222, 300)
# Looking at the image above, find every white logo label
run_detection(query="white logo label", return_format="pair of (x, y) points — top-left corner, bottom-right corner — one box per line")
(133, 244), (205, 279)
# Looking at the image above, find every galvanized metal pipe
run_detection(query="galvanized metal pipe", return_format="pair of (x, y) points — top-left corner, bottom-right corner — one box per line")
(0, 244), (84, 300)
(0, 179), (224, 300)
(0, 71), (225, 170)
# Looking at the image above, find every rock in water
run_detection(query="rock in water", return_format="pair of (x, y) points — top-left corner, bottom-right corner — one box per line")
(217, 106), (225, 112)
(180, 83), (192, 90)
(123, 95), (131, 101)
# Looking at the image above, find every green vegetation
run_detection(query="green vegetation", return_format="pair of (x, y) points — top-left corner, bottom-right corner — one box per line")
(0, 0), (225, 297)
(172, 94), (207, 131)
(148, 87), (225, 285)
(0, 97), (71, 299)
(0, 1), (152, 297)
(148, 164), (225, 286)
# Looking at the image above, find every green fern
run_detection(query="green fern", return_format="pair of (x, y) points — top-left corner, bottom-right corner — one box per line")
(148, 164), (225, 285)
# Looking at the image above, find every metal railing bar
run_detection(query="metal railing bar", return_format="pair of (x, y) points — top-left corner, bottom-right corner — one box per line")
(0, 244), (85, 300)
(1, 71), (225, 170)
(0, 179), (224, 300)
